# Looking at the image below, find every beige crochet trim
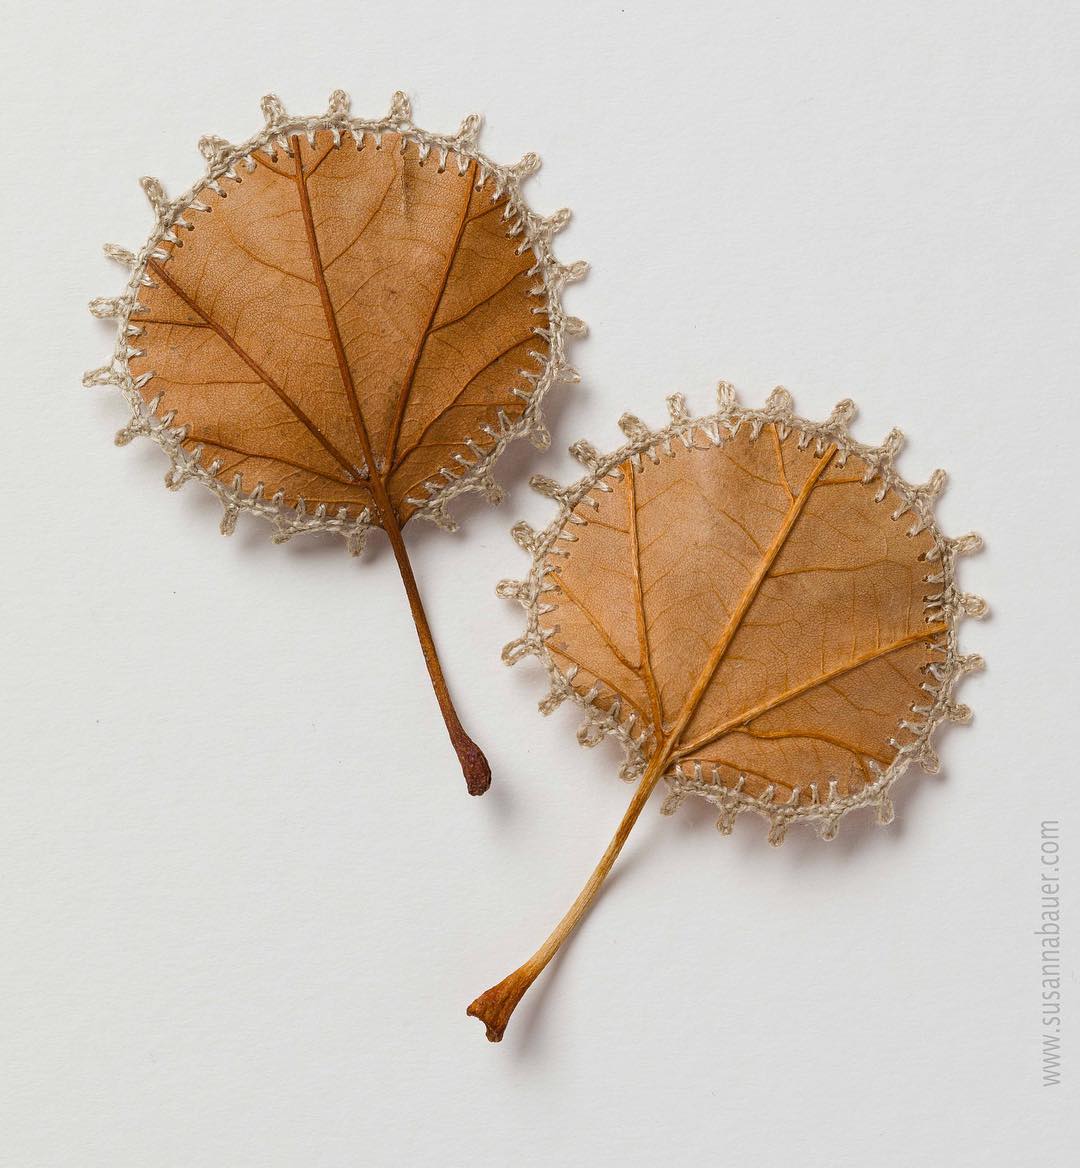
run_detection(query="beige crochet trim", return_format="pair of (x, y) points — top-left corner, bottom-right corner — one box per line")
(498, 384), (986, 845)
(84, 89), (586, 553)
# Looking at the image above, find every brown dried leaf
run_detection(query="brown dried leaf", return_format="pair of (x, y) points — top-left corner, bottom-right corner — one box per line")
(86, 91), (584, 795)
(469, 388), (984, 1039)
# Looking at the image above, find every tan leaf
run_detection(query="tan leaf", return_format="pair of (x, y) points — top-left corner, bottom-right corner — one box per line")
(86, 90), (585, 795)
(469, 387), (984, 1040)
(131, 135), (553, 523)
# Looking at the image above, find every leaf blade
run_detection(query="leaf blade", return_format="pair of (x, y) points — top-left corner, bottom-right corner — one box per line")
(128, 129), (552, 523)
(540, 418), (950, 805)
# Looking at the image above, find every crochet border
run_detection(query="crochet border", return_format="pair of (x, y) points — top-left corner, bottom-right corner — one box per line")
(84, 89), (586, 553)
(498, 384), (986, 845)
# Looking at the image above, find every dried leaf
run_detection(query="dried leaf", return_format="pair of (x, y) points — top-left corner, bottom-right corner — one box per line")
(469, 387), (984, 1039)
(86, 90), (585, 794)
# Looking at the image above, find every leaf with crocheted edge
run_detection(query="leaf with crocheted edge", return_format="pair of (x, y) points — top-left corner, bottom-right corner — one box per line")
(468, 385), (985, 1039)
(85, 89), (586, 796)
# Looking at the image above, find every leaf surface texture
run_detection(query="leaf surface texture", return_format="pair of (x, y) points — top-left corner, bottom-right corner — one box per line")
(129, 131), (547, 523)
(541, 424), (945, 802)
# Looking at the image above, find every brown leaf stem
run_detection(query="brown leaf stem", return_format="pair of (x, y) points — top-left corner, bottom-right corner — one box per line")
(467, 753), (664, 1040)
(384, 521), (491, 796)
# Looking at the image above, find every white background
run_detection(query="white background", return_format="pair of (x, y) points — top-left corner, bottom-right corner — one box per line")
(1, 1), (1076, 1164)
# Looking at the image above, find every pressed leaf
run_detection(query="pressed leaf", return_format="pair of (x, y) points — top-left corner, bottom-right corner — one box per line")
(469, 387), (984, 1039)
(86, 90), (585, 794)
(129, 132), (545, 520)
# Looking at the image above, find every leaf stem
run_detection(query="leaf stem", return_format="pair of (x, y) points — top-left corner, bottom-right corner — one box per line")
(383, 521), (491, 796)
(467, 753), (665, 1040)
